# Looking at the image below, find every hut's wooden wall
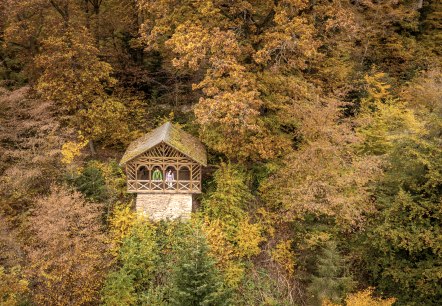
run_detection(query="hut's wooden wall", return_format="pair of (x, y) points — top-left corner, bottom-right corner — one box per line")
(125, 142), (202, 193)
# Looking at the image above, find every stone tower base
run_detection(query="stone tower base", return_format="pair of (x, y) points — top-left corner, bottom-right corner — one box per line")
(136, 193), (192, 221)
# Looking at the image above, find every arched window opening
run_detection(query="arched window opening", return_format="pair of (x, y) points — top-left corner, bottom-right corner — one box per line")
(137, 166), (149, 180)
(178, 166), (190, 181)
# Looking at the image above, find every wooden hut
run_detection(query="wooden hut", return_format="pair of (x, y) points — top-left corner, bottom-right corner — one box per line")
(120, 122), (207, 220)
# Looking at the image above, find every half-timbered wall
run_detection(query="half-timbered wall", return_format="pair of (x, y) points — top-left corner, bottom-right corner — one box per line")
(125, 142), (202, 193)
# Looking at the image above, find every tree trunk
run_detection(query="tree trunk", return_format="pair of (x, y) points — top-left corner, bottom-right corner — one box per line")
(84, 0), (90, 29)
(90, 0), (101, 47)
(88, 140), (96, 155)
(417, 0), (423, 9)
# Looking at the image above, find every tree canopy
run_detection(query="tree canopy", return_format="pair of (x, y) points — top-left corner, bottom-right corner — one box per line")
(0, 0), (440, 305)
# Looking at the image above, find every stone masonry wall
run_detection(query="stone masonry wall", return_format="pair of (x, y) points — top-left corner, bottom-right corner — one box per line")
(136, 193), (193, 220)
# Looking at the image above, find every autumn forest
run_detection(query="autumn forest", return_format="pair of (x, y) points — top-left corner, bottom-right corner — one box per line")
(0, 0), (441, 305)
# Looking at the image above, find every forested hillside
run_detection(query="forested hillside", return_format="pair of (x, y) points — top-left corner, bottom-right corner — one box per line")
(0, 0), (441, 305)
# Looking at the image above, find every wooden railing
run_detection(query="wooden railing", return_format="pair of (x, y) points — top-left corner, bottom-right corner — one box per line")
(127, 180), (201, 193)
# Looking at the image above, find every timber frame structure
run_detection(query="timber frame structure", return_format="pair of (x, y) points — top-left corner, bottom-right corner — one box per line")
(120, 122), (207, 194)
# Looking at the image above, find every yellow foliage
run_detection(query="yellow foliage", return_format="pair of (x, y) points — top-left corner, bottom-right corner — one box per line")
(357, 95), (424, 156)
(202, 218), (244, 288)
(223, 261), (245, 288)
(322, 288), (396, 306)
(302, 232), (332, 250)
(108, 202), (137, 255)
(344, 289), (396, 306)
(0, 266), (28, 306)
(80, 97), (131, 145)
(202, 219), (234, 265)
(36, 26), (116, 111)
(401, 68), (442, 115)
(255, 207), (276, 238)
(271, 240), (296, 276)
(322, 300), (340, 306)
(234, 218), (264, 258)
(61, 135), (88, 164)
(137, 0), (357, 162)
(364, 72), (392, 102)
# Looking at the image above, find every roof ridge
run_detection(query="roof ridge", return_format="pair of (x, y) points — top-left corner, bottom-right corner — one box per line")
(160, 121), (171, 142)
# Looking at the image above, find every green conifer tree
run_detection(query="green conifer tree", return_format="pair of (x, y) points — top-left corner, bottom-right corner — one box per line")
(101, 269), (136, 306)
(170, 228), (230, 306)
(307, 241), (354, 306)
(101, 220), (159, 305)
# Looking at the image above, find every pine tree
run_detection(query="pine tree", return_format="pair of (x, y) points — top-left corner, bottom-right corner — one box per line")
(101, 269), (136, 306)
(307, 241), (354, 306)
(101, 219), (159, 305)
(170, 228), (230, 306)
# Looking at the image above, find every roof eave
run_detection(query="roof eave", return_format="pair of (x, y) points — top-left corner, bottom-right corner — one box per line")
(120, 140), (207, 167)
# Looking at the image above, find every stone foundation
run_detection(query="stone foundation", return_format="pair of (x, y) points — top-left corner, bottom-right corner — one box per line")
(136, 193), (192, 220)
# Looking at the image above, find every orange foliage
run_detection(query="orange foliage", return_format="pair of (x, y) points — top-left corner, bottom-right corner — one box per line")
(26, 186), (111, 306)
(137, 0), (358, 161)
(0, 87), (65, 217)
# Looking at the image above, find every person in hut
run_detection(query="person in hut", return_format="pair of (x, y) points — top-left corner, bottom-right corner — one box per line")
(152, 167), (163, 182)
(166, 168), (175, 189)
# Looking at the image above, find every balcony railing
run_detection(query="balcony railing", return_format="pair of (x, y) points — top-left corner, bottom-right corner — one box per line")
(127, 180), (201, 193)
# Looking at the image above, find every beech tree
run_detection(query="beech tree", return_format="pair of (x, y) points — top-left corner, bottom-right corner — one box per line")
(27, 186), (111, 306)
(137, 0), (356, 161)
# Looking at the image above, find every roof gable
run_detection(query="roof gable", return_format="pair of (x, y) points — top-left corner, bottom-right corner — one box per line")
(120, 122), (207, 166)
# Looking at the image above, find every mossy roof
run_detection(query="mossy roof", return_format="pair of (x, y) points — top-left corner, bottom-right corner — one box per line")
(120, 122), (207, 166)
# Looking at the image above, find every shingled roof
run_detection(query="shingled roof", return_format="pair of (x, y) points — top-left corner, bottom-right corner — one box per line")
(119, 122), (207, 166)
